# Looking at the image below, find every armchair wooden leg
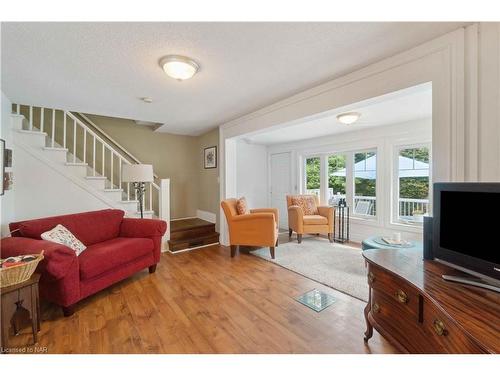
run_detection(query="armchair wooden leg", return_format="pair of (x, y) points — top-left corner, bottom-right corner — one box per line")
(276, 238), (279, 247)
(270, 246), (275, 259)
(149, 265), (157, 273)
(288, 228), (293, 238)
(230, 245), (238, 257)
(297, 234), (302, 244)
(328, 233), (334, 243)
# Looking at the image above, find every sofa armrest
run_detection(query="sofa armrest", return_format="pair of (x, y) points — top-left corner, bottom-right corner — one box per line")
(288, 205), (304, 232)
(318, 206), (334, 230)
(250, 208), (279, 226)
(119, 218), (167, 238)
(0, 237), (78, 281)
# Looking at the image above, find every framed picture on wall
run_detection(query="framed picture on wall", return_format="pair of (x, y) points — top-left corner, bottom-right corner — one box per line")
(204, 146), (217, 169)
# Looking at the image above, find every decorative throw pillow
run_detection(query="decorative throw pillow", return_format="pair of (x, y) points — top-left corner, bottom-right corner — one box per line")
(291, 196), (318, 215)
(41, 224), (87, 256)
(236, 197), (249, 215)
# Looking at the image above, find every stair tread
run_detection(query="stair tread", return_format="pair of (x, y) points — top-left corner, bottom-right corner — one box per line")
(85, 176), (107, 180)
(44, 147), (68, 151)
(65, 162), (88, 166)
(120, 200), (139, 203)
(17, 129), (47, 136)
(170, 218), (215, 233)
(103, 188), (123, 192)
(168, 232), (219, 244)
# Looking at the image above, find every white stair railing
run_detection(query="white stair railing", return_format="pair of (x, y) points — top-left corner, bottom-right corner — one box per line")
(14, 104), (162, 217)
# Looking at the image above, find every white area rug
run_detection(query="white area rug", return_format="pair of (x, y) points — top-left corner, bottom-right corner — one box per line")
(252, 237), (368, 301)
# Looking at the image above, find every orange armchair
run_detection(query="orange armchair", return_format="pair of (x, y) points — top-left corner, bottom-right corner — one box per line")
(287, 194), (334, 243)
(221, 198), (279, 259)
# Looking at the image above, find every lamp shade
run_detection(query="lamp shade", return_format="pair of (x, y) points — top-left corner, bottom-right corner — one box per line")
(122, 164), (154, 183)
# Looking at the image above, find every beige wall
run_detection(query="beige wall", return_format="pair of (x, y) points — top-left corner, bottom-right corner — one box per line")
(86, 115), (220, 226)
(86, 114), (201, 219)
(197, 128), (220, 230)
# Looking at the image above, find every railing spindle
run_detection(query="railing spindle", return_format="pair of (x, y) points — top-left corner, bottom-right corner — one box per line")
(93, 136), (96, 176)
(40, 107), (44, 133)
(29, 106), (33, 131)
(149, 183), (153, 211)
(51, 109), (56, 147)
(73, 118), (77, 163)
(127, 182), (130, 200)
(110, 151), (114, 188)
(119, 158), (122, 191)
(102, 143), (105, 177)
(83, 129), (87, 163)
(16, 104), (20, 114)
(63, 112), (67, 148)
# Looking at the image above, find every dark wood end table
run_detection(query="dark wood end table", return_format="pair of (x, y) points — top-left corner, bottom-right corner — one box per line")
(0, 273), (41, 351)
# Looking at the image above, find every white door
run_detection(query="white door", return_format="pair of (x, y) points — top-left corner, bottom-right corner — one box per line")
(270, 152), (292, 230)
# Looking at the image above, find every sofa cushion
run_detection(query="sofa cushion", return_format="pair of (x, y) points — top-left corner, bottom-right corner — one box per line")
(236, 197), (249, 215)
(41, 224), (87, 256)
(15, 209), (125, 246)
(291, 196), (318, 215)
(79, 237), (154, 280)
(303, 215), (328, 225)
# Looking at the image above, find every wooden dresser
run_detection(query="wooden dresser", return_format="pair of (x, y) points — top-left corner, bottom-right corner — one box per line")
(363, 248), (500, 353)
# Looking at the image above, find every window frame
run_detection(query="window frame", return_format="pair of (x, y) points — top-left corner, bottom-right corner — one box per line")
(351, 148), (378, 219)
(392, 142), (432, 226)
(303, 154), (322, 198)
(301, 147), (379, 221)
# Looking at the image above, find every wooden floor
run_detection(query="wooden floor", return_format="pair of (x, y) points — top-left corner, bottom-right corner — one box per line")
(10, 244), (396, 354)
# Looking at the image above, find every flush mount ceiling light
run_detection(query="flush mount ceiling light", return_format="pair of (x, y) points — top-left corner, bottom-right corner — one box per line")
(336, 112), (361, 125)
(159, 55), (199, 81)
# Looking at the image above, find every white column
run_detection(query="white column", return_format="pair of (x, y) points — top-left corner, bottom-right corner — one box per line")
(159, 179), (171, 249)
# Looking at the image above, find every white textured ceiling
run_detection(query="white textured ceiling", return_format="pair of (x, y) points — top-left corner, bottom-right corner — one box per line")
(243, 82), (432, 145)
(2, 22), (463, 135)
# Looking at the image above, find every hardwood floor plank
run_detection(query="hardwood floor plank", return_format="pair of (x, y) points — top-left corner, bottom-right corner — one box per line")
(9, 245), (396, 354)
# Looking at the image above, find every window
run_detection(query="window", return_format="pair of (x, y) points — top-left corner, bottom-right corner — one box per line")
(353, 151), (376, 216)
(396, 146), (430, 224)
(327, 154), (346, 204)
(305, 157), (320, 197)
(302, 149), (378, 219)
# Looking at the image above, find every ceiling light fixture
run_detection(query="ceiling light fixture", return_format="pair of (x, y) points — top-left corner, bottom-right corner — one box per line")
(336, 112), (361, 125)
(159, 55), (199, 81)
(140, 97), (153, 103)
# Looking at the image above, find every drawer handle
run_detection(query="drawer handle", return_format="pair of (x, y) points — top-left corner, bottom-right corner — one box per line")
(395, 289), (408, 304)
(372, 303), (380, 314)
(368, 271), (375, 283)
(433, 319), (448, 336)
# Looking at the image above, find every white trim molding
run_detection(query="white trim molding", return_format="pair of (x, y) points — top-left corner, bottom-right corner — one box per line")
(196, 209), (217, 223)
(220, 26), (468, 246)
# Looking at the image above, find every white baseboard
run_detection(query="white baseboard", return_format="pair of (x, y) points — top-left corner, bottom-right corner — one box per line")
(165, 242), (219, 254)
(170, 216), (197, 221)
(196, 209), (216, 223)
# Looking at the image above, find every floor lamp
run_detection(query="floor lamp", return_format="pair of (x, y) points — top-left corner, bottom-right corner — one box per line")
(122, 164), (154, 218)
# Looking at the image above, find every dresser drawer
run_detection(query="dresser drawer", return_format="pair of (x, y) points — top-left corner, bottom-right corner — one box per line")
(421, 299), (485, 353)
(371, 289), (429, 353)
(367, 263), (420, 321)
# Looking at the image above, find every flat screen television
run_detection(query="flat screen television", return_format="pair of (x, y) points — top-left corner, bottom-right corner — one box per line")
(433, 183), (500, 289)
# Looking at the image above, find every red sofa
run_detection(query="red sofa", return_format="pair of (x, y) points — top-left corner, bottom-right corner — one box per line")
(1, 209), (167, 316)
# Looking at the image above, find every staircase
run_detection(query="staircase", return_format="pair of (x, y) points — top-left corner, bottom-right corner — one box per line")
(168, 218), (219, 252)
(11, 104), (171, 243)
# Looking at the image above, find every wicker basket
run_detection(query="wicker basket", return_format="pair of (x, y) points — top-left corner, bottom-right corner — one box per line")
(0, 252), (44, 288)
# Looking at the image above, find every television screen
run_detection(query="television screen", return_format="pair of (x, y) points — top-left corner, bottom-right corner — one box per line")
(434, 183), (500, 282)
(440, 191), (499, 265)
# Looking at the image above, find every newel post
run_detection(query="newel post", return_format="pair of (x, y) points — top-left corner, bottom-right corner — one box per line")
(159, 178), (171, 251)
